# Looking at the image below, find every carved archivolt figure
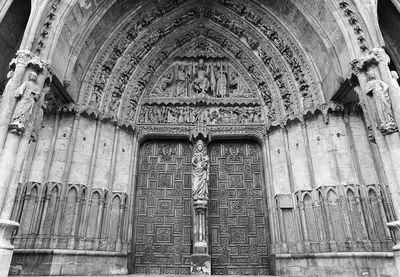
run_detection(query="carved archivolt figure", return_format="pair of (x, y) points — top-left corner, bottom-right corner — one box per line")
(192, 140), (209, 201)
(366, 71), (396, 133)
(9, 72), (40, 134)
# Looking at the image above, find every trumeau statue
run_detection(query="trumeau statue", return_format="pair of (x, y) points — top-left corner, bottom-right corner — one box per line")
(366, 70), (397, 134)
(192, 140), (209, 201)
(9, 72), (40, 135)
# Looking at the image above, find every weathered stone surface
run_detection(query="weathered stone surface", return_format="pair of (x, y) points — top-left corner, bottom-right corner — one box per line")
(0, 1), (400, 277)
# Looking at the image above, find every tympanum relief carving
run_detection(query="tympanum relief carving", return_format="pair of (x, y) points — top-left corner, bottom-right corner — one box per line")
(139, 57), (263, 126)
(149, 58), (255, 99)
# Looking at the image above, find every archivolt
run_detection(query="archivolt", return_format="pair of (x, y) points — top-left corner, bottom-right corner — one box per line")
(70, 0), (329, 129)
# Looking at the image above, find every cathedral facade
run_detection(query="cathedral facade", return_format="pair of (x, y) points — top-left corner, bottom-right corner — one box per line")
(0, 0), (400, 276)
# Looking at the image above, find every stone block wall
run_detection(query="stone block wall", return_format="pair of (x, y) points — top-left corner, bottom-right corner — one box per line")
(10, 250), (127, 276)
(275, 252), (397, 277)
(8, 110), (398, 276)
(9, 112), (135, 275)
(265, 112), (397, 276)
(271, 184), (394, 255)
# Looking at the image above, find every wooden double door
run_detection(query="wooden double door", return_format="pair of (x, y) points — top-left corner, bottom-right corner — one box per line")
(132, 141), (270, 275)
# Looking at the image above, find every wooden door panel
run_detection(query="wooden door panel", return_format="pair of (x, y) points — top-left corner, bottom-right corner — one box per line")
(133, 141), (192, 275)
(209, 142), (269, 275)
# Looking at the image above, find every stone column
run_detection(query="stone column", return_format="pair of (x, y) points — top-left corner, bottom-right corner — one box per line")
(0, 51), (32, 152)
(0, 50), (49, 277)
(190, 137), (211, 275)
(351, 47), (400, 275)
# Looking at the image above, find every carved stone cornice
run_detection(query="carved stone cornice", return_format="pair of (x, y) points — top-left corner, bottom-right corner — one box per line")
(208, 125), (266, 143)
(134, 124), (267, 144)
(141, 97), (259, 106)
(136, 125), (192, 144)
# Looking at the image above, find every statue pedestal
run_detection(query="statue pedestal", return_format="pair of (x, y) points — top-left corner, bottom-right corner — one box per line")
(192, 200), (210, 275)
(0, 219), (19, 277)
(191, 254), (211, 275)
(387, 220), (400, 275)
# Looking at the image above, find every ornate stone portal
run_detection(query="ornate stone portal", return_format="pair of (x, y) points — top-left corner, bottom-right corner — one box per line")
(4, 0), (400, 276)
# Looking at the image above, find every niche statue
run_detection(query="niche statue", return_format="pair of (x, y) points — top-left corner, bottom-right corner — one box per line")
(192, 140), (209, 201)
(366, 71), (397, 134)
(9, 72), (40, 135)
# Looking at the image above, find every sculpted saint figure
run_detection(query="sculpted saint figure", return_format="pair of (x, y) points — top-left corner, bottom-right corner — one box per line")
(366, 71), (396, 131)
(9, 72), (40, 134)
(3, 70), (14, 92)
(176, 65), (188, 97)
(192, 140), (209, 201)
(153, 71), (173, 95)
(230, 71), (247, 97)
(216, 65), (228, 98)
(192, 59), (210, 95)
(391, 71), (400, 88)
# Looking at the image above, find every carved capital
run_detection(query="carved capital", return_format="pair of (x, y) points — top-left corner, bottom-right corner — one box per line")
(9, 50), (50, 73)
(351, 48), (391, 76)
(377, 121), (398, 136)
(371, 47), (390, 65)
(10, 50), (33, 68)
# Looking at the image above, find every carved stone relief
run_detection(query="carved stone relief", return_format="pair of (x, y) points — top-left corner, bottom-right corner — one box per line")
(148, 58), (255, 99)
(77, 0), (322, 131)
(137, 105), (264, 125)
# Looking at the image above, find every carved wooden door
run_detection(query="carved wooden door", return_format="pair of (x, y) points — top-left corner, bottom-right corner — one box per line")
(133, 141), (192, 275)
(209, 142), (270, 275)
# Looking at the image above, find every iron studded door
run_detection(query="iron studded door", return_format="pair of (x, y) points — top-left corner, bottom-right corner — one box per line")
(133, 141), (192, 275)
(209, 141), (270, 275)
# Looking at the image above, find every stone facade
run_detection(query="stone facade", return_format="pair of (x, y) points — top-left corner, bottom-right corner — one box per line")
(0, 0), (399, 277)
